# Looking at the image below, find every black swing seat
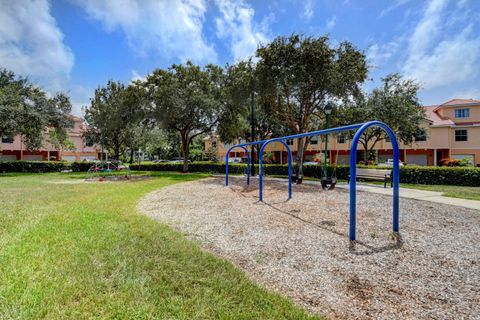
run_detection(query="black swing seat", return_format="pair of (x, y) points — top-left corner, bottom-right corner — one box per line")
(321, 176), (337, 190)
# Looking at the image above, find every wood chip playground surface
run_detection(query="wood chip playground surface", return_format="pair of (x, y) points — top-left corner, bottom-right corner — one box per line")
(138, 176), (480, 319)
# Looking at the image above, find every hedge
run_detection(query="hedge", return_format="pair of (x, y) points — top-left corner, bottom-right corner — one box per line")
(1, 161), (479, 186)
(0, 161), (68, 173)
(0, 161), (94, 173)
(130, 162), (480, 187)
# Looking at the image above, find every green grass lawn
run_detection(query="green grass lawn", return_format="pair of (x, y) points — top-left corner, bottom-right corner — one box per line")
(0, 172), (320, 319)
(397, 183), (480, 201)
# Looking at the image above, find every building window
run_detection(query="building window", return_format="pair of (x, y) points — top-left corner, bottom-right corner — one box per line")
(455, 129), (468, 141)
(337, 134), (345, 144)
(414, 129), (427, 142)
(455, 108), (470, 118)
(286, 139), (294, 146)
(2, 136), (14, 143)
(310, 137), (318, 145)
(212, 141), (217, 148)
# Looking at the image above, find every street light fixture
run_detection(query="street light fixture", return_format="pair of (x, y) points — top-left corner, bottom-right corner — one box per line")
(323, 102), (333, 175)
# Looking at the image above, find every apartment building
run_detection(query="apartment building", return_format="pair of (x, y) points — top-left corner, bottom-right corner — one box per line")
(204, 99), (480, 166)
(0, 115), (102, 162)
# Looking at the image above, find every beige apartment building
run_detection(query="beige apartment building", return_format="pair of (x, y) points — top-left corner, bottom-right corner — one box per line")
(0, 115), (102, 162)
(204, 99), (480, 166)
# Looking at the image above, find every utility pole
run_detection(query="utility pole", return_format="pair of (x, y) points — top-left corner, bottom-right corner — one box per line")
(250, 91), (255, 176)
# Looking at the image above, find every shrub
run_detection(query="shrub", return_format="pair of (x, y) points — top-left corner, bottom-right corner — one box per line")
(398, 166), (480, 186)
(0, 161), (68, 173)
(70, 161), (96, 172)
(1, 160), (479, 187)
(0, 161), (97, 173)
(439, 158), (461, 167)
(131, 162), (480, 186)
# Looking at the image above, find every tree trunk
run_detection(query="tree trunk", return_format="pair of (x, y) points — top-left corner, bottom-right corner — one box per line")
(181, 134), (189, 172)
(129, 149), (134, 164)
(295, 137), (306, 184)
(113, 146), (120, 161)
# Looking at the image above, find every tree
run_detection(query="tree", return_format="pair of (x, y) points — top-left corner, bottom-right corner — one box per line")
(145, 62), (225, 172)
(143, 128), (180, 160)
(339, 74), (425, 162)
(84, 81), (145, 160)
(218, 60), (283, 144)
(0, 68), (73, 150)
(218, 60), (284, 175)
(255, 34), (368, 182)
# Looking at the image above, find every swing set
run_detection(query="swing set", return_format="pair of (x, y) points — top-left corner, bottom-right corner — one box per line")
(225, 120), (400, 241)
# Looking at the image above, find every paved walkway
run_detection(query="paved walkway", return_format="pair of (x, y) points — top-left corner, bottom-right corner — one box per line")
(335, 183), (480, 210)
(219, 175), (480, 210)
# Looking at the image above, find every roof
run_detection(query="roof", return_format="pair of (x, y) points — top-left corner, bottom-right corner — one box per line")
(439, 98), (480, 107)
(69, 114), (85, 122)
(424, 98), (480, 126)
(424, 105), (454, 126)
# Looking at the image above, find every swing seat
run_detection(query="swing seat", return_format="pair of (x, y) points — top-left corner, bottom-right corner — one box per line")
(321, 176), (337, 190)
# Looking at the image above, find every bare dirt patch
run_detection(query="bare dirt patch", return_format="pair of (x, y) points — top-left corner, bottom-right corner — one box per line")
(139, 176), (480, 319)
(85, 175), (154, 182)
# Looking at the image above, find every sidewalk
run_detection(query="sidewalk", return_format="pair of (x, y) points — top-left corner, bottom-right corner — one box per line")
(221, 175), (480, 211)
(335, 183), (480, 211)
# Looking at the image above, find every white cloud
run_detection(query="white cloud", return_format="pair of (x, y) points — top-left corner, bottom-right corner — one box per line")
(379, 0), (412, 18)
(131, 70), (146, 82)
(326, 15), (337, 30)
(67, 84), (94, 116)
(367, 41), (400, 67)
(301, 0), (314, 21)
(402, 0), (480, 89)
(452, 87), (480, 100)
(74, 0), (217, 64)
(0, 0), (74, 92)
(214, 0), (270, 62)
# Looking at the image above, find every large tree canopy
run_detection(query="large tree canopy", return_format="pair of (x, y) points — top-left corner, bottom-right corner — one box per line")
(255, 34), (368, 181)
(0, 68), (72, 150)
(339, 73), (425, 162)
(145, 62), (225, 172)
(84, 81), (145, 160)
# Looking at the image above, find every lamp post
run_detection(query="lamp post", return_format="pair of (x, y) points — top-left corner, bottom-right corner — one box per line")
(323, 102), (333, 176)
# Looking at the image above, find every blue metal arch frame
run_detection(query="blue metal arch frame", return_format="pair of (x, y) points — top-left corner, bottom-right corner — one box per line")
(258, 140), (293, 200)
(225, 120), (400, 242)
(349, 121), (400, 241)
(225, 144), (251, 186)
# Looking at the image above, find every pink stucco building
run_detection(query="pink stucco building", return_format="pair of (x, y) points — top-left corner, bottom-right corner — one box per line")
(0, 115), (103, 162)
(204, 99), (480, 166)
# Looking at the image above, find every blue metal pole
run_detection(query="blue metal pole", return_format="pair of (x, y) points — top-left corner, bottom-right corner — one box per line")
(349, 121), (400, 241)
(287, 146), (292, 199)
(259, 144), (264, 201)
(391, 134), (400, 233)
(226, 145), (252, 186)
(349, 136), (358, 241)
(258, 140), (292, 201)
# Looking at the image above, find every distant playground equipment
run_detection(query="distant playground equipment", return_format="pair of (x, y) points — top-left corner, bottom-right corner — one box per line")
(225, 120), (400, 241)
(86, 160), (131, 181)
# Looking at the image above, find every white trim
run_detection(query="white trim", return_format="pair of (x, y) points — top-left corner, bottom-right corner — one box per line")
(439, 102), (480, 108)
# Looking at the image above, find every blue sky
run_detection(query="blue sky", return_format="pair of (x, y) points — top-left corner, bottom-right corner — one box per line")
(1, 0), (479, 115)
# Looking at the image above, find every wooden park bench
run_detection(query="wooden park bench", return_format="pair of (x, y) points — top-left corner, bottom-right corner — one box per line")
(348, 168), (392, 188)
